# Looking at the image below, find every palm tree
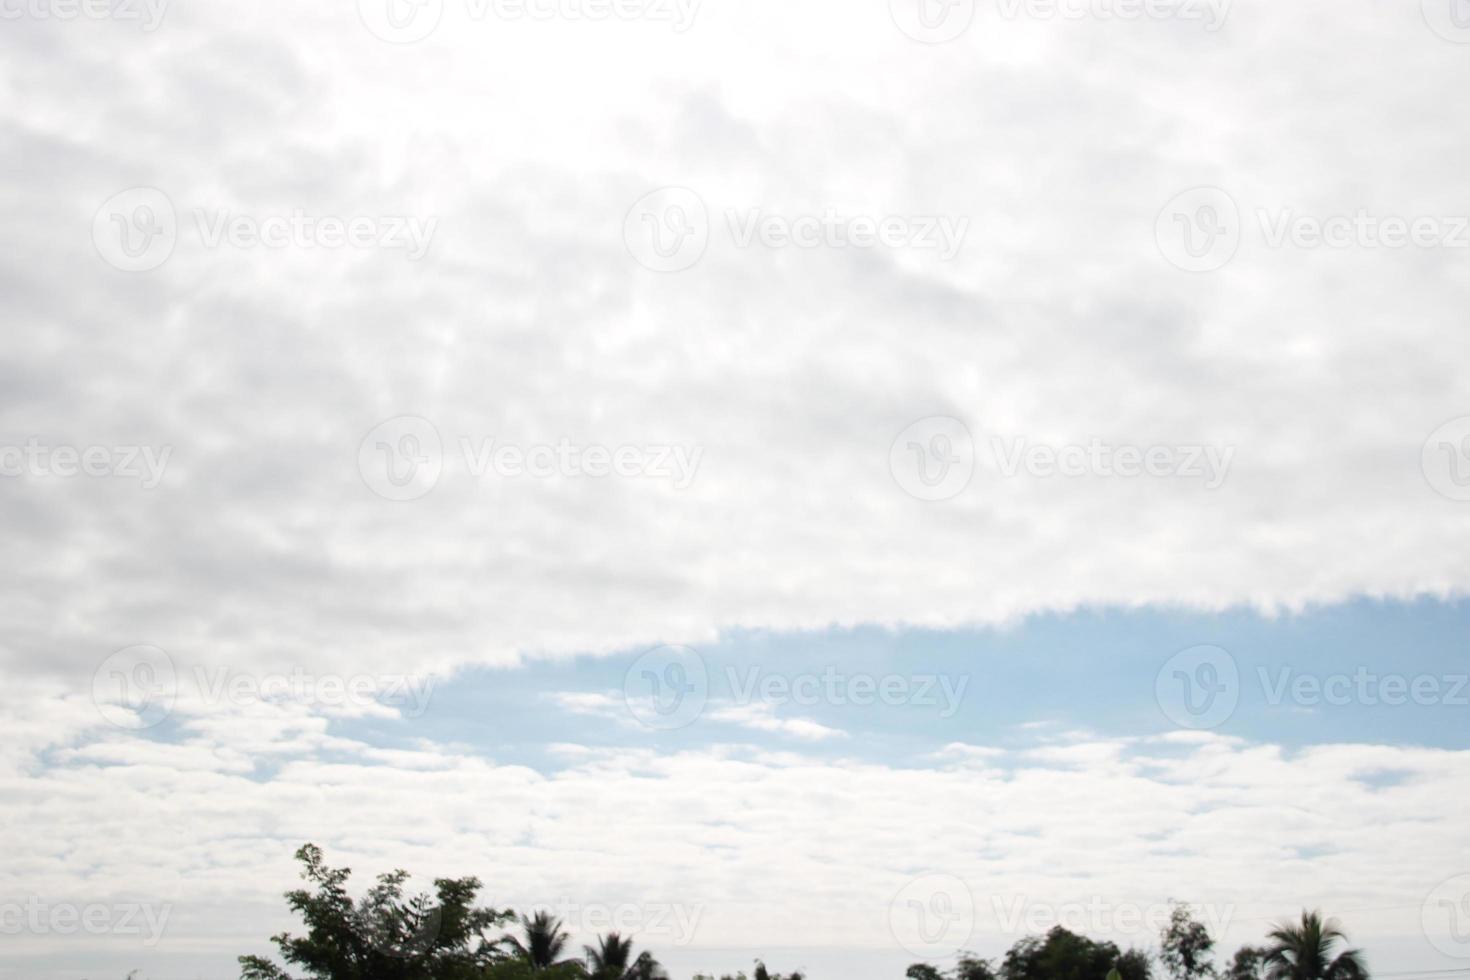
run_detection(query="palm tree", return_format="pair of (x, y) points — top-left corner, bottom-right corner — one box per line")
(586, 933), (634, 979)
(585, 931), (666, 980)
(509, 911), (577, 972)
(1263, 911), (1368, 980)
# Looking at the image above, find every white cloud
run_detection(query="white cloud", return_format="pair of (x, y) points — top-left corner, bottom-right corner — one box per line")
(706, 700), (848, 741)
(2, 0), (1469, 693)
(1, 698), (1466, 976)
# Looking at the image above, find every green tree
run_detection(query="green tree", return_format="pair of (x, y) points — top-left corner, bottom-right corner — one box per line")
(1160, 903), (1216, 980)
(238, 844), (512, 980)
(507, 911), (580, 972)
(1262, 912), (1367, 980)
(584, 932), (665, 980)
(1002, 927), (1147, 980)
(907, 967), (946, 980)
(1224, 947), (1269, 980)
(1117, 948), (1154, 980)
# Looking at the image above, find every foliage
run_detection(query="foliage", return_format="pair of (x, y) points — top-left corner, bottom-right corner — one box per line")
(1160, 903), (1216, 980)
(238, 844), (513, 980)
(1262, 912), (1367, 980)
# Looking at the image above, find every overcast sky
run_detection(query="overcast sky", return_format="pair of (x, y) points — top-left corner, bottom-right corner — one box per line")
(3, 1), (1470, 978)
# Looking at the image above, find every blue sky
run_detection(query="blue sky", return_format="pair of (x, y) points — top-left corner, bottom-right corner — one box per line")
(343, 598), (1470, 770)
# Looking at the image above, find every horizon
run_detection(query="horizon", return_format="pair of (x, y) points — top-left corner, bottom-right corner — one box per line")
(4, 0), (1470, 978)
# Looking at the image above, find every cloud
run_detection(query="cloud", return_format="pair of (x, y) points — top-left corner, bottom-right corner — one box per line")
(2, 696), (1466, 976)
(2, 0), (1470, 694)
(706, 701), (848, 741)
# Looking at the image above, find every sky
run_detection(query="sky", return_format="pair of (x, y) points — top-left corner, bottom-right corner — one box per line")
(3, 0), (1470, 978)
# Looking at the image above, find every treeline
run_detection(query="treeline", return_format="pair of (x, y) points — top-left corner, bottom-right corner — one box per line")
(231, 846), (1367, 980)
(906, 903), (1367, 980)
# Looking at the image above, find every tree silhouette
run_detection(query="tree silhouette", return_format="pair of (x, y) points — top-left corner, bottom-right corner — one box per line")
(1262, 912), (1367, 980)
(238, 844), (513, 980)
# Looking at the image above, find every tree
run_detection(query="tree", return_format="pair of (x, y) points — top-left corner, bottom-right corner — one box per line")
(907, 967), (946, 980)
(1160, 902), (1216, 980)
(1262, 912), (1367, 980)
(507, 911), (580, 973)
(753, 960), (803, 980)
(1224, 946), (1269, 980)
(1002, 926), (1148, 980)
(1117, 948), (1154, 980)
(584, 932), (665, 980)
(238, 844), (512, 980)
